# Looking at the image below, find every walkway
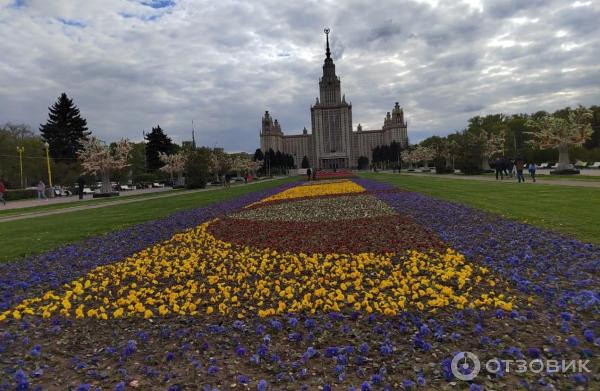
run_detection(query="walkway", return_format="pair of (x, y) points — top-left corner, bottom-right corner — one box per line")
(0, 179), (278, 223)
(397, 172), (600, 188)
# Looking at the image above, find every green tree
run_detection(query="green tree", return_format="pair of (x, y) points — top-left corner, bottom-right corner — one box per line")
(253, 148), (264, 162)
(185, 147), (210, 189)
(357, 156), (369, 170)
(39, 93), (89, 160)
(301, 155), (310, 168)
(145, 125), (173, 171)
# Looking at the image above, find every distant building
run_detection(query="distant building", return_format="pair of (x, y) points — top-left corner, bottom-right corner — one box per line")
(260, 29), (408, 169)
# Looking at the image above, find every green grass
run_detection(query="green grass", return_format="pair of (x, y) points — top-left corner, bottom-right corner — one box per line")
(0, 189), (187, 218)
(361, 172), (600, 245)
(0, 177), (297, 262)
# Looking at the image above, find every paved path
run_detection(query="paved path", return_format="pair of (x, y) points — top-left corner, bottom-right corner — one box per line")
(0, 179), (278, 223)
(396, 172), (600, 188)
(2, 186), (174, 210)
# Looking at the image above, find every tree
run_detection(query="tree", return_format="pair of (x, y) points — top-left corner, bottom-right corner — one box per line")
(253, 148), (264, 162)
(159, 152), (187, 186)
(301, 155), (310, 169)
(185, 147), (210, 189)
(145, 125), (173, 171)
(357, 156), (369, 170)
(39, 93), (89, 160)
(480, 129), (506, 170)
(78, 137), (132, 193)
(209, 149), (233, 180)
(526, 105), (593, 172)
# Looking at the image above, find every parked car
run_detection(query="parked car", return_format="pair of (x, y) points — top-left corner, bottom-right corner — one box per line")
(53, 186), (72, 197)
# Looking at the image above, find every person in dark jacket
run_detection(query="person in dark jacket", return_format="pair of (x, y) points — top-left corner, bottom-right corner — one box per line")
(495, 157), (504, 180)
(77, 176), (85, 200)
(306, 168), (312, 181)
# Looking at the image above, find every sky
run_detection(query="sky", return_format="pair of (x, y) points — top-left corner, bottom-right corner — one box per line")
(0, 0), (599, 152)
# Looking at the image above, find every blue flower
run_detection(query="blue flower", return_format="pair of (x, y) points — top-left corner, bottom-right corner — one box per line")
(469, 384), (483, 391)
(288, 332), (303, 343)
(114, 382), (126, 391)
(303, 346), (318, 360)
(379, 341), (393, 356)
(207, 365), (219, 375)
(235, 346), (246, 357)
(30, 345), (41, 357)
(14, 369), (29, 391)
(257, 379), (268, 391)
(583, 329), (594, 343)
(566, 336), (579, 347)
(360, 382), (371, 391)
(76, 384), (91, 391)
(323, 384), (332, 391)
(527, 348), (541, 358)
(325, 346), (339, 358)
(573, 373), (587, 385)
(166, 351), (175, 362)
(358, 342), (369, 354)
(401, 379), (416, 389)
(237, 375), (249, 384)
(371, 373), (383, 385)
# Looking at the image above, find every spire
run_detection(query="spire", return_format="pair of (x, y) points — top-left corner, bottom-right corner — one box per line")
(324, 28), (331, 59)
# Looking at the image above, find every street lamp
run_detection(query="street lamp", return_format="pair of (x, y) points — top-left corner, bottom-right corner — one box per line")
(16, 146), (24, 188)
(43, 142), (53, 190)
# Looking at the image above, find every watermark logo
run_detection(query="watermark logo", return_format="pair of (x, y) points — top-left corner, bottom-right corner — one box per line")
(451, 351), (481, 380)
(451, 351), (592, 381)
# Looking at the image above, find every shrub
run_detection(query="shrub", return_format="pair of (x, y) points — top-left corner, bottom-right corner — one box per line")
(5, 189), (38, 201)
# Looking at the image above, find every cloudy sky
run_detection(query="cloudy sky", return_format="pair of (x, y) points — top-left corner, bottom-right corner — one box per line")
(1, 0), (599, 151)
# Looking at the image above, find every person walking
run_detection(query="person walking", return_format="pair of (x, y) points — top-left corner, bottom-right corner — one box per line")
(495, 157), (504, 180)
(37, 180), (47, 200)
(0, 178), (6, 205)
(515, 158), (525, 183)
(306, 168), (312, 181)
(528, 162), (537, 182)
(77, 176), (85, 200)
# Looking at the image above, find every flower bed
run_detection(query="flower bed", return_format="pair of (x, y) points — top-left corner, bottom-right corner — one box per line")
(0, 178), (598, 390)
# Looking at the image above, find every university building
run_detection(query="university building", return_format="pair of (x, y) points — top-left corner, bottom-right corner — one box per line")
(260, 29), (408, 169)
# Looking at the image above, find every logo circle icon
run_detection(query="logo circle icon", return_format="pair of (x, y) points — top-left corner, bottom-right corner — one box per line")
(451, 351), (481, 381)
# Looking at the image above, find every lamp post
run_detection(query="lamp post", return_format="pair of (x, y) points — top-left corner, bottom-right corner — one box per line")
(16, 146), (25, 189)
(43, 142), (53, 189)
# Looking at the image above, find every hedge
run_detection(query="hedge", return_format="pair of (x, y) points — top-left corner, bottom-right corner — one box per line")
(4, 189), (38, 201)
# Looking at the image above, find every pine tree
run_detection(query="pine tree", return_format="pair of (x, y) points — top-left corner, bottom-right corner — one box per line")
(253, 148), (264, 162)
(301, 155), (310, 168)
(39, 93), (89, 160)
(145, 125), (174, 171)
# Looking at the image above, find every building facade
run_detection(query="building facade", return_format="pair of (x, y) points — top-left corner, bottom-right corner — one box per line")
(260, 30), (408, 169)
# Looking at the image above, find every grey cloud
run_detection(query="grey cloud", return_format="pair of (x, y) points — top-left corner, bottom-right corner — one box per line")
(0, 0), (598, 150)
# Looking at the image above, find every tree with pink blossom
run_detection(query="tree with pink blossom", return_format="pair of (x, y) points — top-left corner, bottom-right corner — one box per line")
(78, 137), (132, 193)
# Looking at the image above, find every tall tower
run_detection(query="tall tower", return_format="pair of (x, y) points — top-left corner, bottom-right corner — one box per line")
(311, 28), (353, 169)
(260, 110), (283, 152)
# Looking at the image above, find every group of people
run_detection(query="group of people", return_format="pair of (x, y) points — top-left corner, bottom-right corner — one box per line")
(494, 157), (536, 183)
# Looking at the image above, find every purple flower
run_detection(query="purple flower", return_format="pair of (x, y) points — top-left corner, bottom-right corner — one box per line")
(583, 329), (594, 343)
(360, 382), (371, 391)
(379, 341), (393, 356)
(325, 346), (339, 358)
(30, 345), (41, 357)
(359, 342), (369, 354)
(235, 346), (246, 357)
(114, 382), (125, 391)
(416, 374), (426, 386)
(166, 351), (175, 362)
(573, 373), (587, 385)
(566, 336), (579, 347)
(76, 385), (91, 391)
(401, 380), (416, 389)
(207, 365), (219, 375)
(527, 347), (541, 358)
(469, 384), (483, 391)
(257, 379), (268, 391)
(14, 369), (29, 391)
(237, 375), (249, 384)
(371, 373), (383, 385)
(323, 385), (332, 391)
(123, 340), (137, 357)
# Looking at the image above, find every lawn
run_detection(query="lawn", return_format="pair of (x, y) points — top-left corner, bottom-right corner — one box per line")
(0, 177), (297, 262)
(361, 172), (600, 245)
